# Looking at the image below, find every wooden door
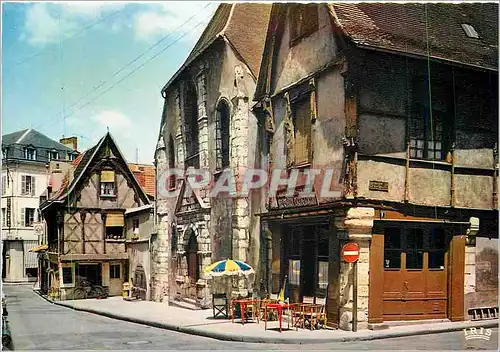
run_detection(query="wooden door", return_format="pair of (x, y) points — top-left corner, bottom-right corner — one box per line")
(187, 233), (198, 298)
(383, 226), (449, 321)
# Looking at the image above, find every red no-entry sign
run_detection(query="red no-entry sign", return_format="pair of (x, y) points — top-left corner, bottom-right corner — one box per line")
(341, 242), (360, 263)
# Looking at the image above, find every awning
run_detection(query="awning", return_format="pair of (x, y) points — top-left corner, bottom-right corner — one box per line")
(106, 212), (124, 227)
(101, 170), (115, 183)
(29, 244), (48, 253)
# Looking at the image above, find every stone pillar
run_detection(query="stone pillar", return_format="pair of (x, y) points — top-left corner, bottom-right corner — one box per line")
(338, 207), (374, 331)
(151, 214), (170, 304)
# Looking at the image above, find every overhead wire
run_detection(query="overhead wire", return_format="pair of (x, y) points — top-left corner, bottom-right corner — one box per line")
(33, 4), (212, 132)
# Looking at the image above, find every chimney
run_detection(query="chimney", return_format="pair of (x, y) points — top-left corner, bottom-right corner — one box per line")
(60, 136), (78, 152)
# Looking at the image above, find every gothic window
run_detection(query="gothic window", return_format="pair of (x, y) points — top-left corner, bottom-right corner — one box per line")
(168, 136), (176, 189)
(215, 100), (230, 171)
(289, 4), (318, 45)
(184, 82), (199, 169)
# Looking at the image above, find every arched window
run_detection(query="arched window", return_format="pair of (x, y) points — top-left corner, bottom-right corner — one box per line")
(215, 100), (230, 170)
(168, 136), (176, 189)
(184, 82), (199, 168)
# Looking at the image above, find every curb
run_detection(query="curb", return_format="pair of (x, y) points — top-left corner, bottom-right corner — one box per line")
(34, 290), (499, 344)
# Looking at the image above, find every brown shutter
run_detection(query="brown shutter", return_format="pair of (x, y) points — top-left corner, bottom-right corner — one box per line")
(101, 170), (115, 183)
(105, 212), (124, 227)
(294, 98), (312, 165)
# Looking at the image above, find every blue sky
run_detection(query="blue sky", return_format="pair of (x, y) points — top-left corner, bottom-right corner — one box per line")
(2, 1), (217, 164)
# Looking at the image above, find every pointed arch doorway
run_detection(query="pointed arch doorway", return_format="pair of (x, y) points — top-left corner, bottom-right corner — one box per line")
(186, 230), (199, 298)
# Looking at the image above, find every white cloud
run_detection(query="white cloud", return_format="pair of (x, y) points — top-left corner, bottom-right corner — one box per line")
(133, 2), (217, 42)
(92, 110), (132, 137)
(21, 2), (126, 47)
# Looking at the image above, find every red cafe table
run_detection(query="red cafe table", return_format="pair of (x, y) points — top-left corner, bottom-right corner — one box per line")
(231, 298), (259, 325)
(264, 303), (295, 332)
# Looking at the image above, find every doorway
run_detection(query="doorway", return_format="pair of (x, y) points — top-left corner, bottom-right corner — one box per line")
(382, 226), (450, 320)
(186, 231), (199, 298)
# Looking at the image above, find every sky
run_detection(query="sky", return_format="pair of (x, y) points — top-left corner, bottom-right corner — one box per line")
(2, 1), (218, 164)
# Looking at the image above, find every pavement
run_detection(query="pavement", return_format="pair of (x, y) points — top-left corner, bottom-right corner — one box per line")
(34, 289), (499, 345)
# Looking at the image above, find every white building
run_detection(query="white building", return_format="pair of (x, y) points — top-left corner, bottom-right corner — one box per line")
(1, 129), (78, 282)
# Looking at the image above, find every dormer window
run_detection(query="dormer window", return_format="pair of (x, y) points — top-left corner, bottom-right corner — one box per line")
(24, 147), (36, 160)
(289, 4), (318, 45)
(49, 150), (59, 161)
(67, 153), (76, 161)
(2, 148), (7, 159)
(100, 170), (116, 197)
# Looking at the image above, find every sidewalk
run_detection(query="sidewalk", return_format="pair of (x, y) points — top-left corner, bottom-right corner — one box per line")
(36, 293), (498, 344)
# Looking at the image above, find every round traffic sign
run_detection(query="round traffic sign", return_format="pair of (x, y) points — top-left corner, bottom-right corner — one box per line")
(34, 224), (43, 236)
(341, 242), (360, 263)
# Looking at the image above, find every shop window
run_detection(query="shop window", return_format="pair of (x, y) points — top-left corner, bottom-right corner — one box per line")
(110, 264), (121, 279)
(384, 227), (402, 269)
(100, 170), (115, 196)
(405, 228), (424, 269)
(292, 98), (312, 165)
(215, 100), (230, 171)
(289, 4), (318, 45)
(317, 261), (328, 290)
(61, 264), (75, 288)
(288, 259), (300, 286)
(428, 228), (446, 269)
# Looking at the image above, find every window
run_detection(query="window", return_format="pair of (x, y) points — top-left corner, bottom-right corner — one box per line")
(61, 264), (75, 288)
(215, 101), (230, 171)
(133, 218), (139, 235)
(22, 208), (35, 227)
(2, 176), (5, 195)
(110, 264), (121, 279)
(21, 175), (35, 196)
(384, 227), (402, 269)
(410, 74), (453, 161)
(67, 153), (76, 161)
(100, 170), (115, 196)
(48, 150), (59, 161)
(289, 4), (318, 44)
(405, 228), (424, 269)
(428, 228), (446, 269)
(24, 147), (36, 160)
(168, 137), (176, 189)
(288, 259), (300, 286)
(1, 208), (6, 227)
(184, 82), (200, 169)
(317, 261), (328, 290)
(292, 98), (312, 165)
(105, 211), (124, 239)
(461, 23), (479, 39)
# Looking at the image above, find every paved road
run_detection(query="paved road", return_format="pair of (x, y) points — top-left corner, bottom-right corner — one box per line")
(3, 284), (498, 350)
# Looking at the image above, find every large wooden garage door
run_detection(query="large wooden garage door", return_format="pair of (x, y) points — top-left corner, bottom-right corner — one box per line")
(383, 226), (450, 321)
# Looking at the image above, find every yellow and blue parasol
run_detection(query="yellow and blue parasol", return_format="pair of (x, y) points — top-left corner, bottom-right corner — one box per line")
(204, 259), (254, 277)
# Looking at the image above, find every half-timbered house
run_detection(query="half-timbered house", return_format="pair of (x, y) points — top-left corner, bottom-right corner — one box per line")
(253, 3), (498, 330)
(39, 132), (151, 300)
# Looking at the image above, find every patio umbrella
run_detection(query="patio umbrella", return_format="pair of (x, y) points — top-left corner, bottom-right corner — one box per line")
(204, 259), (254, 277)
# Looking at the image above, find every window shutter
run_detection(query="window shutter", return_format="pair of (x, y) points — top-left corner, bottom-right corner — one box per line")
(20, 207), (25, 227)
(2, 176), (5, 195)
(31, 176), (36, 196)
(21, 175), (26, 195)
(294, 98), (312, 165)
(105, 212), (124, 227)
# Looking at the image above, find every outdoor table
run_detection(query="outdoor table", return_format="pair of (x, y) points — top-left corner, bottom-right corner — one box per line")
(264, 303), (295, 332)
(231, 298), (259, 325)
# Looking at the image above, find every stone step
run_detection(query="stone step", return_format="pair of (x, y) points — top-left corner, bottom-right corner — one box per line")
(169, 298), (201, 311)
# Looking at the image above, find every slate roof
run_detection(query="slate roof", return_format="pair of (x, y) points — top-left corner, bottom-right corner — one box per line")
(330, 3), (498, 71)
(2, 128), (77, 163)
(161, 3), (271, 93)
